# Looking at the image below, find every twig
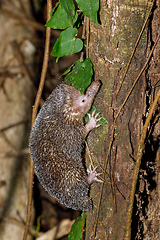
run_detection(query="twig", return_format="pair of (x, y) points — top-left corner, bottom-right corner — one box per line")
(115, 31), (160, 121)
(0, 120), (28, 132)
(92, 22), (160, 240)
(115, 0), (156, 101)
(92, 129), (114, 239)
(125, 87), (160, 240)
(86, 18), (90, 59)
(81, 212), (86, 240)
(85, 140), (104, 181)
(22, 1), (52, 240)
(110, 143), (117, 213)
(80, 16), (86, 62)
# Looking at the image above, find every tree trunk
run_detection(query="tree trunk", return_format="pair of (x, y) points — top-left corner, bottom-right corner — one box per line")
(86, 0), (160, 239)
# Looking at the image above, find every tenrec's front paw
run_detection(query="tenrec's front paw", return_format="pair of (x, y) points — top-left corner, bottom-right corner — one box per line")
(87, 110), (102, 129)
(87, 164), (103, 184)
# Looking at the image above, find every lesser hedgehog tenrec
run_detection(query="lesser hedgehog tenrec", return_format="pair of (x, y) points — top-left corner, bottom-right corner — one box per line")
(29, 80), (102, 210)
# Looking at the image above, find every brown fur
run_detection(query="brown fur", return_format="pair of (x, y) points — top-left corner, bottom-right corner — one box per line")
(29, 82), (100, 210)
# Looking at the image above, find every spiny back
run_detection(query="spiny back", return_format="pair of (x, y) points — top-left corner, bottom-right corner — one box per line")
(29, 84), (92, 210)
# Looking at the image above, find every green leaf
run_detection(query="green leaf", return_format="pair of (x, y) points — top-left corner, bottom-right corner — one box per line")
(45, 2), (78, 29)
(61, 0), (76, 21)
(85, 106), (108, 125)
(68, 212), (86, 240)
(51, 28), (83, 61)
(50, 1), (60, 16)
(64, 58), (93, 94)
(76, 0), (99, 24)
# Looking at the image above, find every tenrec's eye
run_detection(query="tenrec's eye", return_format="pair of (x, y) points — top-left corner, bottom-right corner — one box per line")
(82, 99), (85, 102)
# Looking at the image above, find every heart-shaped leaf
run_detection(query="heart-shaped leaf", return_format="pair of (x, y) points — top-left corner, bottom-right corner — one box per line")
(51, 28), (83, 61)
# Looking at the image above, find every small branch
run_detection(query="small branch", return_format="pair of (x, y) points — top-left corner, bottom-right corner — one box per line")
(92, 24), (160, 240)
(92, 129), (114, 239)
(80, 16), (86, 62)
(115, 0), (156, 101)
(85, 140), (103, 181)
(22, 1), (52, 240)
(115, 31), (160, 121)
(0, 120), (28, 132)
(86, 17), (90, 59)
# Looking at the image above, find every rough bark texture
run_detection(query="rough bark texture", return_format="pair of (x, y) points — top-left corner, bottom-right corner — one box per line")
(1, 0), (159, 239)
(134, 1), (160, 239)
(86, 0), (159, 239)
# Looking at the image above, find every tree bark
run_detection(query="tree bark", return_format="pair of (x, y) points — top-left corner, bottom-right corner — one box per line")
(86, 0), (159, 239)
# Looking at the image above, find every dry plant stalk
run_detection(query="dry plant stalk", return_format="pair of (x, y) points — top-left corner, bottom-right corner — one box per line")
(23, 1), (52, 239)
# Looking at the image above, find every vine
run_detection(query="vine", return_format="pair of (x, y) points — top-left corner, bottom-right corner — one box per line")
(23, 0), (160, 239)
(45, 1), (104, 238)
(45, 0), (99, 93)
(23, 0), (52, 239)
(23, 1), (103, 240)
